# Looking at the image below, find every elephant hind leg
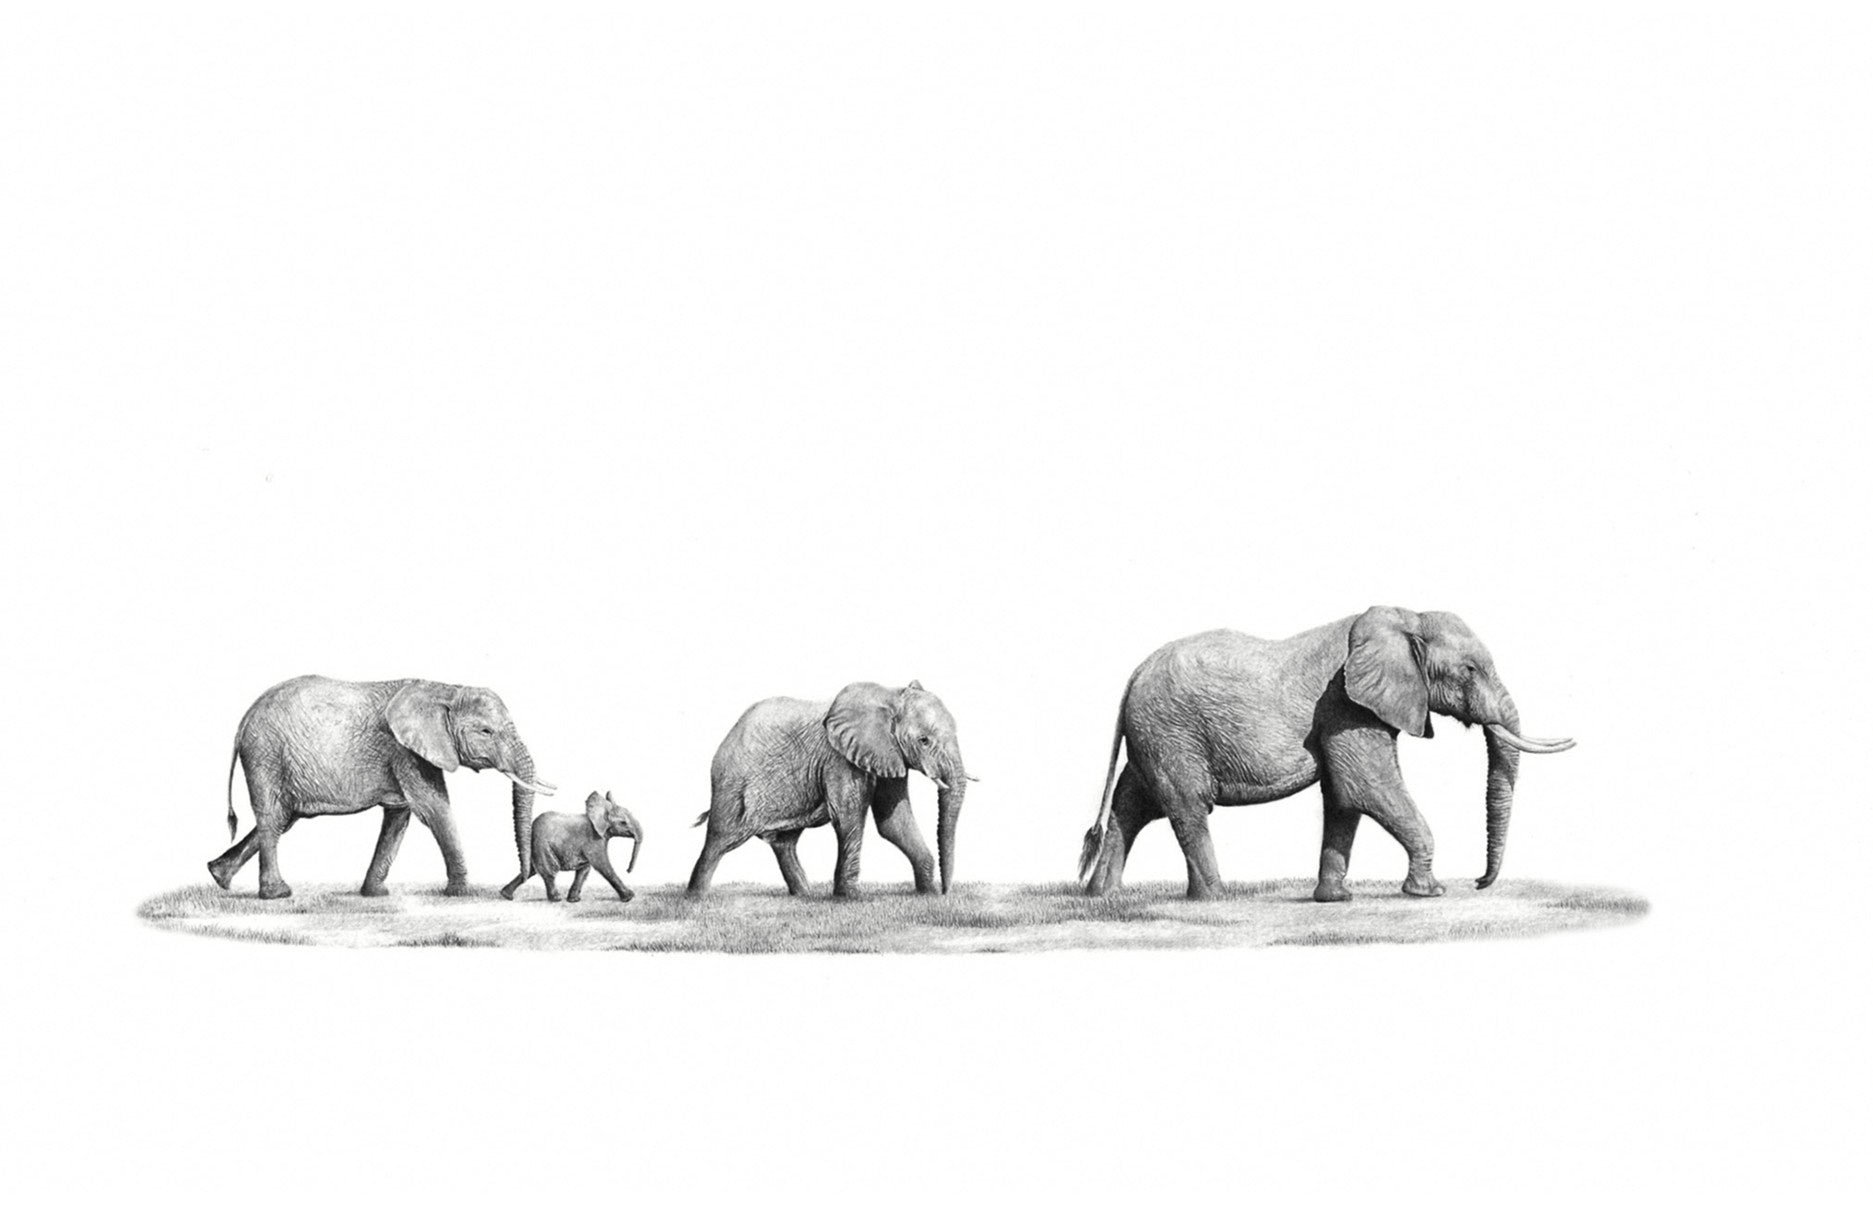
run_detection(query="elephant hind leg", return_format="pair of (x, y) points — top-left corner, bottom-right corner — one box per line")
(686, 832), (742, 898)
(1087, 767), (1158, 895)
(208, 830), (259, 889)
(1313, 782), (1361, 902)
(765, 829), (810, 896)
(1156, 774), (1222, 900)
(687, 782), (755, 898)
(254, 812), (294, 900)
(361, 806), (412, 897)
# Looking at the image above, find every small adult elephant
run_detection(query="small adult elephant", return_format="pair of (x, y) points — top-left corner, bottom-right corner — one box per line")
(1079, 607), (1574, 901)
(207, 675), (557, 899)
(685, 681), (970, 898)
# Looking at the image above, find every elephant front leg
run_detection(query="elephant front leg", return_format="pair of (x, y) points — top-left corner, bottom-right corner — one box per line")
(870, 778), (936, 893)
(588, 853), (634, 903)
(1323, 729), (1442, 898)
(361, 807), (412, 897)
(397, 757), (468, 895)
(1374, 800), (1443, 898)
(427, 812), (471, 896)
(1313, 791), (1361, 903)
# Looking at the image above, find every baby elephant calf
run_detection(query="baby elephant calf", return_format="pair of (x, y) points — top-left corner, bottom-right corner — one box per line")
(502, 791), (644, 903)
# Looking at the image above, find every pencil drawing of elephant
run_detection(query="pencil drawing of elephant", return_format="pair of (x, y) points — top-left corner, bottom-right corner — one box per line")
(1079, 607), (1574, 901)
(686, 681), (970, 898)
(207, 675), (557, 899)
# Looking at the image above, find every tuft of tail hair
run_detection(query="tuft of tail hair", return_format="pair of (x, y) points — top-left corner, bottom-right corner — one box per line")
(1078, 683), (1133, 884)
(691, 810), (709, 829)
(1077, 824), (1106, 884)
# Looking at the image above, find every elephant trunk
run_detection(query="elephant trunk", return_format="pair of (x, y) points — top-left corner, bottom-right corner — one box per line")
(1478, 695), (1522, 890)
(504, 729), (538, 880)
(935, 753), (967, 895)
(619, 806), (645, 874)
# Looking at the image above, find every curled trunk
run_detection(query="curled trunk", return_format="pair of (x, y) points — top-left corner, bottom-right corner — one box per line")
(1478, 698), (1521, 889)
(506, 730), (537, 879)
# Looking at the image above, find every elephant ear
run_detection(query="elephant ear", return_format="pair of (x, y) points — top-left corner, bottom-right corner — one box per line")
(386, 682), (461, 771)
(824, 682), (907, 778)
(1343, 607), (1431, 738)
(586, 792), (610, 840)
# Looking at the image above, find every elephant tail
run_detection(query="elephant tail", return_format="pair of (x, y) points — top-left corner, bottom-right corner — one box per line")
(224, 739), (243, 840)
(225, 700), (260, 840)
(1077, 687), (1131, 882)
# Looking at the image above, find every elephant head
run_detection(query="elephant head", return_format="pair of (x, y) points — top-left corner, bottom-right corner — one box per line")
(386, 681), (557, 878)
(825, 680), (970, 892)
(586, 790), (645, 873)
(1343, 607), (1574, 889)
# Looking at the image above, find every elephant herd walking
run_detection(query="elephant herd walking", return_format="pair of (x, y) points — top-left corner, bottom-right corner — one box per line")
(207, 606), (1573, 904)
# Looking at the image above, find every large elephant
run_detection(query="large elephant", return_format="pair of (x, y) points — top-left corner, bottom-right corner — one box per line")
(685, 681), (969, 898)
(207, 675), (556, 899)
(1079, 607), (1574, 901)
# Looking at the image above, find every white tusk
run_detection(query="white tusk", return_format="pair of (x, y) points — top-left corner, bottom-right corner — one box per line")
(506, 772), (558, 796)
(1486, 724), (1577, 755)
(930, 777), (950, 791)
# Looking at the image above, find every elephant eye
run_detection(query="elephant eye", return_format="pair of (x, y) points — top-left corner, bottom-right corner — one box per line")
(919, 735), (931, 746)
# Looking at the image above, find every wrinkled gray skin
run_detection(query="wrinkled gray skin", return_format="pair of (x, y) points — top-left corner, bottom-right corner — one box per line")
(501, 791), (644, 903)
(1080, 608), (1575, 901)
(207, 675), (555, 900)
(686, 681), (969, 898)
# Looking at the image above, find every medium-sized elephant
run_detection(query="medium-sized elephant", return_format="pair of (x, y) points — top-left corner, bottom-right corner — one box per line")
(207, 675), (557, 899)
(686, 681), (970, 898)
(1079, 607), (1575, 901)
(501, 791), (644, 903)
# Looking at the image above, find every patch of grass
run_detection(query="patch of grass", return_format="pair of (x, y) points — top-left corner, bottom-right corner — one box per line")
(397, 932), (498, 948)
(138, 878), (1650, 953)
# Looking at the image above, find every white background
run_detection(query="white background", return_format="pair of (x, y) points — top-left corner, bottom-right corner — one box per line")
(3, 3), (1867, 1206)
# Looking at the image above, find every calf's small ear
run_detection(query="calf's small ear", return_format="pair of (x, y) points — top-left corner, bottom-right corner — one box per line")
(586, 794), (610, 839)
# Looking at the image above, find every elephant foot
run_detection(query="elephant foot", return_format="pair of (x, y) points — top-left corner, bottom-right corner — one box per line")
(616, 889), (634, 903)
(1402, 875), (1447, 898)
(1184, 882), (1219, 901)
(258, 883), (293, 901)
(566, 892), (581, 903)
(206, 860), (236, 890)
(499, 881), (521, 901)
(1313, 881), (1353, 903)
(442, 881), (471, 898)
(359, 882), (390, 898)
